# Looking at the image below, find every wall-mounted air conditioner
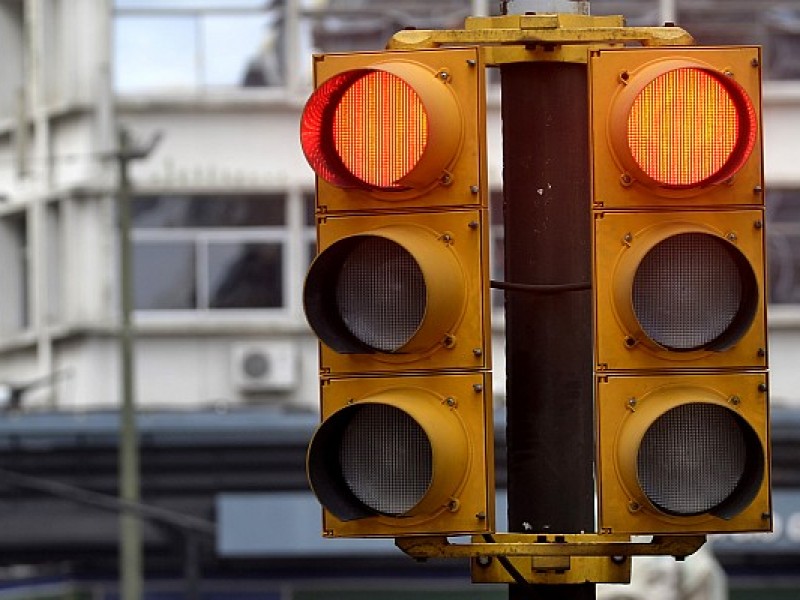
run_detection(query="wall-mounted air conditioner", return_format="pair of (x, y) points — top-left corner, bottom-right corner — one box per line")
(231, 342), (298, 392)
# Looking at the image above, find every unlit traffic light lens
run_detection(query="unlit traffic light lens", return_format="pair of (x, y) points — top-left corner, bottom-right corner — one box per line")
(624, 67), (757, 189)
(632, 233), (758, 351)
(336, 237), (425, 353)
(339, 404), (433, 516)
(637, 402), (762, 517)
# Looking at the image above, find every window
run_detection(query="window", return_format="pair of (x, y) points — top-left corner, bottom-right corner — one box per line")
(0, 211), (29, 334)
(114, 1), (287, 92)
(768, 189), (800, 304)
(304, 191), (316, 267)
(0, 0), (24, 118)
(132, 194), (289, 312)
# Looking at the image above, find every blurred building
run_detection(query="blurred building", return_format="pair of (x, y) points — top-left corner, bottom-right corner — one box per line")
(0, 0), (799, 598)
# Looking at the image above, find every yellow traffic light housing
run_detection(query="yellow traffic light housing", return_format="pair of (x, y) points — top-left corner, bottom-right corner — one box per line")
(594, 210), (767, 372)
(305, 210), (490, 375)
(301, 48), (485, 210)
(590, 46), (770, 535)
(591, 47), (762, 208)
(301, 46), (493, 538)
(597, 373), (770, 534)
(308, 373), (493, 537)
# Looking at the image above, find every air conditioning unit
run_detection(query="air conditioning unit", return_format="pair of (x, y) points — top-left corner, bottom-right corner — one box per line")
(231, 342), (298, 392)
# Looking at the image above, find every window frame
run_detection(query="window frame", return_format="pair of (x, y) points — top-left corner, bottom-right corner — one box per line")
(131, 189), (313, 325)
(767, 185), (800, 325)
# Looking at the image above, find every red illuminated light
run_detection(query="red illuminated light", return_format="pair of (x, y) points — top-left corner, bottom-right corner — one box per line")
(301, 69), (430, 191)
(334, 72), (428, 189)
(622, 67), (757, 189)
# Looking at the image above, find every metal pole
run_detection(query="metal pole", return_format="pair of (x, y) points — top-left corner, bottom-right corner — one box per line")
(116, 127), (143, 600)
(500, 61), (595, 600)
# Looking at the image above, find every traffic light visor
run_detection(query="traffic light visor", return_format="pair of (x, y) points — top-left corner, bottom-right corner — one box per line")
(304, 225), (466, 355)
(307, 389), (470, 522)
(300, 61), (461, 194)
(613, 63), (758, 189)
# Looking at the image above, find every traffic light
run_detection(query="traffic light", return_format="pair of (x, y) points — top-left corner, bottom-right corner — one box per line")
(590, 47), (771, 534)
(300, 47), (494, 537)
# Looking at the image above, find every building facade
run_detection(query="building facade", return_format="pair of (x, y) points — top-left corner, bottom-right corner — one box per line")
(0, 0), (799, 598)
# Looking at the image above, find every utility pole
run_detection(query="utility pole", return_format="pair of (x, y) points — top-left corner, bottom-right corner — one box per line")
(115, 128), (161, 600)
(502, 2), (594, 599)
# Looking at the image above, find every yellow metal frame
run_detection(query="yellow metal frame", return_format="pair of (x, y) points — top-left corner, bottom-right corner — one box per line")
(396, 533), (705, 585)
(387, 14), (695, 64)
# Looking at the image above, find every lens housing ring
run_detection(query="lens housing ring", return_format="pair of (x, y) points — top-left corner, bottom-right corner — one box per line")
(307, 387), (470, 522)
(612, 222), (759, 356)
(304, 224), (467, 355)
(608, 59), (758, 193)
(300, 60), (463, 197)
(615, 384), (765, 521)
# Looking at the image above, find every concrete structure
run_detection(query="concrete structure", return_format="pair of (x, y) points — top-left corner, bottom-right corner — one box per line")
(1, 0), (799, 416)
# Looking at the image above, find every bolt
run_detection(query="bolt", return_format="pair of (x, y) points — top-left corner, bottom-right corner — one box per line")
(441, 233), (453, 243)
(466, 59), (476, 67)
(447, 499), (460, 512)
(726, 232), (738, 242)
(443, 334), (456, 348)
(724, 69), (735, 78)
(619, 70), (630, 84)
(628, 500), (641, 513)
(620, 173), (633, 187)
(468, 220), (479, 230)
(440, 172), (453, 186)
(757, 347), (766, 357)
(627, 397), (637, 410)
(762, 512), (772, 520)
(470, 184), (480, 194)
(473, 347), (483, 357)
(476, 511), (487, 520)
(754, 220), (763, 230)
(729, 395), (742, 406)
(754, 185), (763, 195)
(476, 555), (492, 567)
(437, 70), (450, 82)
(445, 397), (457, 407)
(473, 383), (484, 393)
(624, 336), (636, 347)
(758, 383), (768, 393)
(752, 58), (760, 68)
